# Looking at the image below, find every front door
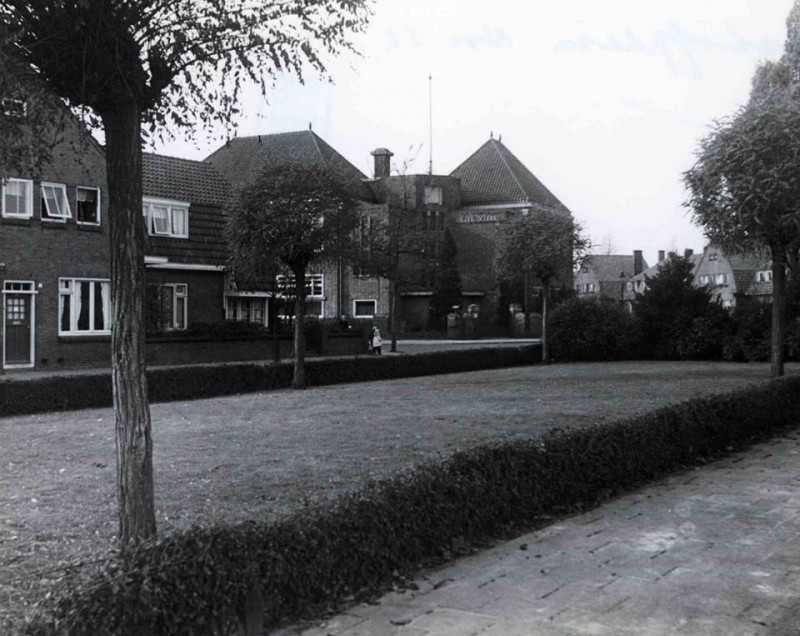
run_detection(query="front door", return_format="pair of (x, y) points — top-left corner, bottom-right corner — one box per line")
(4, 282), (34, 367)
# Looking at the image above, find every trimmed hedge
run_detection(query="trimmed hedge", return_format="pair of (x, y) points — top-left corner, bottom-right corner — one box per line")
(23, 375), (800, 635)
(0, 345), (540, 417)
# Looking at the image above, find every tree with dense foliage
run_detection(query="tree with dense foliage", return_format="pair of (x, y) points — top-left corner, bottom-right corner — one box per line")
(0, 0), (370, 546)
(684, 2), (800, 377)
(496, 211), (588, 362)
(226, 161), (360, 389)
(428, 229), (463, 329)
(549, 297), (641, 362)
(633, 255), (730, 360)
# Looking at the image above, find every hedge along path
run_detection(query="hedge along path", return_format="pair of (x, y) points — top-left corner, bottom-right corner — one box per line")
(20, 375), (800, 636)
(0, 345), (540, 417)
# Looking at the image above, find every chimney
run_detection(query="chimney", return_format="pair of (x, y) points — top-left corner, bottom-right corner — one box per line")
(684, 248), (694, 259)
(370, 148), (393, 179)
(658, 250), (665, 263)
(633, 250), (643, 276)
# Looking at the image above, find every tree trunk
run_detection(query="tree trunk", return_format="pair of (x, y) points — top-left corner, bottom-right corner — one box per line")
(541, 276), (549, 364)
(270, 296), (280, 363)
(771, 247), (786, 378)
(292, 264), (307, 389)
(389, 279), (398, 353)
(101, 104), (156, 547)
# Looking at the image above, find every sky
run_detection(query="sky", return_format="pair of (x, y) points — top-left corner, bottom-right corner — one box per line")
(154, 0), (795, 268)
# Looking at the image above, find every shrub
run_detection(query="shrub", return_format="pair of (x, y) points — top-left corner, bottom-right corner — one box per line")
(23, 376), (800, 635)
(548, 297), (640, 361)
(723, 304), (771, 362)
(0, 345), (541, 417)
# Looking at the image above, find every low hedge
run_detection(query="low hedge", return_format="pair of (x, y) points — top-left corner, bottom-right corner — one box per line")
(23, 375), (800, 635)
(0, 345), (540, 417)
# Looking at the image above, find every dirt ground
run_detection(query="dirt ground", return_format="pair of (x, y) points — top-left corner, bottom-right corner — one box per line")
(0, 359), (792, 628)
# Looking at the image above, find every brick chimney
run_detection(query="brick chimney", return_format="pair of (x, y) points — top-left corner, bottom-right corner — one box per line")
(370, 148), (393, 179)
(684, 248), (694, 259)
(658, 250), (665, 263)
(633, 250), (643, 276)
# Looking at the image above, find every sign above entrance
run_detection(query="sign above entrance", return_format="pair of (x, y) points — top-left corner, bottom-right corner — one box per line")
(457, 213), (500, 224)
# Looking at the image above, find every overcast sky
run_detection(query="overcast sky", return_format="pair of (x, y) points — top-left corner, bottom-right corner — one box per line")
(155, 0), (794, 268)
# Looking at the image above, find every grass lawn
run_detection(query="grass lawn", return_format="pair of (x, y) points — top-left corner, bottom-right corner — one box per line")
(0, 360), (792, 628)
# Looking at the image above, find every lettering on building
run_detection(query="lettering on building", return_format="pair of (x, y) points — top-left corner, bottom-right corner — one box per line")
(457, 213), (499, 224)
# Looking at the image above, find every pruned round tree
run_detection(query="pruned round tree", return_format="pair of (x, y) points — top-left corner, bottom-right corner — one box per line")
(226, 160), (361, 389)
(684, 42), (800, 377)
(0, 0), (371, 546)
(496, 211), (588, 362)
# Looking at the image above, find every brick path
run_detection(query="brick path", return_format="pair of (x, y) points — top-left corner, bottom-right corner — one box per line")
(279, 429), (800, 636)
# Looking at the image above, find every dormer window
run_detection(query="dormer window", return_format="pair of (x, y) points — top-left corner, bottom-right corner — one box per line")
(142, 197), (188, 238)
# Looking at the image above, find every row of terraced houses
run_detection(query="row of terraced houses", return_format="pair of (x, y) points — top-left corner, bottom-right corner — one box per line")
(1, 111), (572, 372)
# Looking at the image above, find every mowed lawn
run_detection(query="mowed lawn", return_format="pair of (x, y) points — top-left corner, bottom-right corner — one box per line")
(0, 360), (793, 625)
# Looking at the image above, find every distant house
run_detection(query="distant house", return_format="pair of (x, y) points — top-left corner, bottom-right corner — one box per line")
(622, 249), (700, 310)
(576, 251), (646, 303)
(693, 245), (768, 309)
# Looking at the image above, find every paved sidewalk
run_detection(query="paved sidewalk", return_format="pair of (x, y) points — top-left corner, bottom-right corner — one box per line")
(280, 429), (800, 636)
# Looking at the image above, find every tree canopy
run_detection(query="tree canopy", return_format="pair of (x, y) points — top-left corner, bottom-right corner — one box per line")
(226, 160), (361, 388)
(683, 0), (800, 377)
(496, 211), (588, 361)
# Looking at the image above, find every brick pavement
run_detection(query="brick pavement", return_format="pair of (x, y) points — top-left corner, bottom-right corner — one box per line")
(279, 429), (800, 636)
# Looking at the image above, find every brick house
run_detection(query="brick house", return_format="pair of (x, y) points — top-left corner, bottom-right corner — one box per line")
(447, 135), (573, 325)
(1, 124), (231, 371)
(576, 252), (646, 304)
(1, 113), (110, 371)
(206, 129), (391, 326)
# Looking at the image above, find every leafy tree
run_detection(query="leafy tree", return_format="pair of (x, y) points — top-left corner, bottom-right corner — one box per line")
(496, 211), (588, 362)
(428, 228), (462, 329)
(632, 254), (730, 360)
(0, 0), (370, 545)
(226, 161), (360, 389)
(684, 3), (800, 377)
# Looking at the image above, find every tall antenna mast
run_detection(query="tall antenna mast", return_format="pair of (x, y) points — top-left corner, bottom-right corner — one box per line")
(428, 73), (433, 175)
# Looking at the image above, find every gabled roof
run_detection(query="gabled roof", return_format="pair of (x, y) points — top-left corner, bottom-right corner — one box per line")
(583, 254), (647, 282)
(205, 130), (372, 201)
(450, 137), (569, 211)
(143, 153), (230, 208)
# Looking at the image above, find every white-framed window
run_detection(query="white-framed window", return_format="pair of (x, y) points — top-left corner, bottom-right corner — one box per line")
(76, 187), (101, 225)
(699, 275), (710, 286)
(276, 273), (324, 298)
(146, 283), (187, 331)
(587, 283), (596, 293)
(1, 97), (26, 118)
(142, 197), (189, 238)
(226, 296), (268, 325)
(757, 270), (773, 283)
(708, 253), (719, 261)
(41, 182), (71, 221)
(424, 186), (443, 205)
(59, 278), (111, 335)
(2, 177), (33, 219)
(715, 273), (728, 285)
(353, 299), (377, 318)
